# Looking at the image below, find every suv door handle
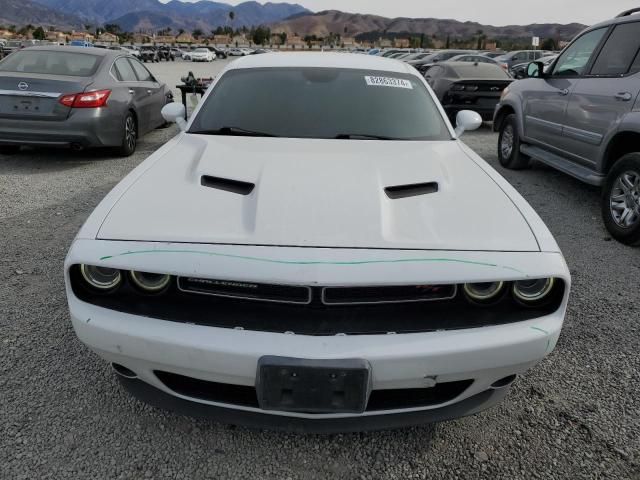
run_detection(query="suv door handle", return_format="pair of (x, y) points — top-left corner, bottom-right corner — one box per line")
(147, 89), (153, 95)
(614, 92), (633, 102)
(558, 88), (569, 96)
(128, 89), (135, 95)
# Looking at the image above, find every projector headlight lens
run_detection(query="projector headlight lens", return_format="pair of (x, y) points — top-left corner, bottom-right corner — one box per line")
(80, 264), (122, 291)
(463, 282), (505, 303)
(130, 271), (171, 293)
(513, 278), (555, 304)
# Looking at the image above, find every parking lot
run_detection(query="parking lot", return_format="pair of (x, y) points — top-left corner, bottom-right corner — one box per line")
(1, 58), (639, 480)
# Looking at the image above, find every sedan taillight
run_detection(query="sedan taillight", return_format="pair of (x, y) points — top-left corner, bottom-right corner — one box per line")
(59, 89), (111, 108)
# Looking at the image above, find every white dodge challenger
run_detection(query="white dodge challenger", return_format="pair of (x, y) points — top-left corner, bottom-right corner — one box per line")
(65, 53), (570, 432)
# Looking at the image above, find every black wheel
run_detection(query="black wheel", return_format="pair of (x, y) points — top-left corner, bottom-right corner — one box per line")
(601, 153), (640, 246)
(498, 114), (530, 170)
(0, 145), (20, 155)
(116, 112), (137, 157)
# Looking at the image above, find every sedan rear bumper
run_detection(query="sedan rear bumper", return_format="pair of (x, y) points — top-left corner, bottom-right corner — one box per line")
(0, 108), (123, 148)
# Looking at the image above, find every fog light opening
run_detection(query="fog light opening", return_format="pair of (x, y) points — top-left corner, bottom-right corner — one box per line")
(112, 363), (137, 379)
(491, 374), (517, 389)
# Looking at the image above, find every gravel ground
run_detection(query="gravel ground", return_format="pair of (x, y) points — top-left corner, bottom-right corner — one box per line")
(1, 60), (639, 480)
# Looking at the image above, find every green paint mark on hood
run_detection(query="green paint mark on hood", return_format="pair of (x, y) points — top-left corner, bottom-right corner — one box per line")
(99, 249), (525, 274)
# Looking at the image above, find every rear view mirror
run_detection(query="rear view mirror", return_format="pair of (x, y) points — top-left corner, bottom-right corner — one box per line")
(161, 102), (187, 131)
(527, 62), (544, 78)
(454, 110), (483, 137)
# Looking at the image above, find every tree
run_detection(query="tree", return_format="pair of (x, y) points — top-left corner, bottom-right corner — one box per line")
(84, 24), (92, 32)
(445, 34), (451, 49)
(104, 24), (121, 34)
(192, 28), (203, 39)
(32, 26), (46, 40)
(8, 25), (16, 33)
(252, 25), (270, 46)
(279, 32), (287, 45)
(541, 38), (557, 50)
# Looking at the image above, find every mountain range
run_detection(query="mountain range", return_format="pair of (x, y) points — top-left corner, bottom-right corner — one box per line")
(0, 0), (586, 43)
(29, 0), (310, 31)
(271, 10), (587, 41)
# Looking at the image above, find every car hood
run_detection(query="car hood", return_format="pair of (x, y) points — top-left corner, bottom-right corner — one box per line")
(97, 135), (539, 251)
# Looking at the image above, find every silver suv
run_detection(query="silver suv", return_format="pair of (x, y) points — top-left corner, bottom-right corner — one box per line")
(494, 8), (640, 246)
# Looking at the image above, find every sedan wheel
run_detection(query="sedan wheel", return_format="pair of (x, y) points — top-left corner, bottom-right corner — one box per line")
(602, 153), (640, 246)
(116, 113), (137, 157)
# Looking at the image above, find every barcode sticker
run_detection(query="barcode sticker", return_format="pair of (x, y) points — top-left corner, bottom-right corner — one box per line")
(364, 76), (413, 89)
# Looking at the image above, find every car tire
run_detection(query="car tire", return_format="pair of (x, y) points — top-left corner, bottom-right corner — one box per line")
(498, 114), (529, 170)
(601, 153), (640, 246)
(0, 145), (20, 155)
(116, 112), (137, 157)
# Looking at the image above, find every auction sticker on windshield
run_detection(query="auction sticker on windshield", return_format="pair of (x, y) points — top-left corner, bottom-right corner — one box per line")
(364, 76), (413, 89)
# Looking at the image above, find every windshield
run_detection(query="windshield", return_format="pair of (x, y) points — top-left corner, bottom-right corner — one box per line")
(189, 67), (450, 141)
(0, 50), (101, 76)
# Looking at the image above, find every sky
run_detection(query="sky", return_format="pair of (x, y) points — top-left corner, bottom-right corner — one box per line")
(164, 1), (639, 26)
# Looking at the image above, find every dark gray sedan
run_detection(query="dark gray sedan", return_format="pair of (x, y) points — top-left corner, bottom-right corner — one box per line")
(0, 46), (173, 156)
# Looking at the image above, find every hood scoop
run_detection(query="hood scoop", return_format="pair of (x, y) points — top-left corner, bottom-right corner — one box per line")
(385, 182), (439, 199)
(201, 175), (255, 196)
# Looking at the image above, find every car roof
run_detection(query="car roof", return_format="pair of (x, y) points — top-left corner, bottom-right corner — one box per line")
(227, 52), (414, 74)
(16, 45), (116, 57)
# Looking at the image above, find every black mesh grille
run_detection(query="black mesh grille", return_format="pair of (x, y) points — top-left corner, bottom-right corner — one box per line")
(323, 284), (456, 305)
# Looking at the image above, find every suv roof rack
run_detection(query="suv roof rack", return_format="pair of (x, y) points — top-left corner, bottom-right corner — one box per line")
(616, 7), (640, 17)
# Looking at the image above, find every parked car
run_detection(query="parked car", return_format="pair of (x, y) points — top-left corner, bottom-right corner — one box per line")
(139, 46), (159, 63)
(2, 40), (25, 56)
(206, 46), (228, 59)
(447, 54), (502, 66)
(157, 46), (175, 61)
(480, 52), (507, 59)
(410, 50), (472, 68)
(510, 55), (557, 79)
(494, 50), (553, 71)
(0, 46), (173, 156)
(494, 8), (640, 245)
(69, 40), (94, 48)
(190, 48), (214, 62)
(402, 52), (433, 63)
(226, 48), (246, 56)
(423, 62), (512, 120)
(110, 45), (141, 60)
(64, 52), (570, 433)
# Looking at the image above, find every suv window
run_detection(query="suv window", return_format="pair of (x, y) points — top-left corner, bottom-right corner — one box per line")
(129, 59), (154, 81)
(113, 58), (137, 82)
(590, 22), (640, 76)
(552, 28), (607, 76)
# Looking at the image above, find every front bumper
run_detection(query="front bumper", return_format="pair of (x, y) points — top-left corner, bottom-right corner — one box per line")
(0, 108), (123, 148)
(118, 375), (509, 433)
(65, 240), (570, 430)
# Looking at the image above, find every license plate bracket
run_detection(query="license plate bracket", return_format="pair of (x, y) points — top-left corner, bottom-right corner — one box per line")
(256, 357), (371, 414)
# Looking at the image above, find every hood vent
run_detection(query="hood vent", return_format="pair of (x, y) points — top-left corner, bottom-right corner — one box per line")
(385, 182), (438, 199)
(201, 175), (255, 195)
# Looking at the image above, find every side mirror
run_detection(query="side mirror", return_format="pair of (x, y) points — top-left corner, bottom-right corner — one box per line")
(454, 110), (482, 137)
(161, 102), (187, 131)
(527, 61), (544, 78)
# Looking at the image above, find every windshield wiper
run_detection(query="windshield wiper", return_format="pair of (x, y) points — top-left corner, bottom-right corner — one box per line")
(190, 126), (279, 137)
(335, 133), (401, 140)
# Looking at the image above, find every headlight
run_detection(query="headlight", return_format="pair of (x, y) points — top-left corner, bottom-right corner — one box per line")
(513, 278), (555, 304)
(80, 264), (122, 291)
(130, 271), (172, 293)
(463, 282), (505, 304)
